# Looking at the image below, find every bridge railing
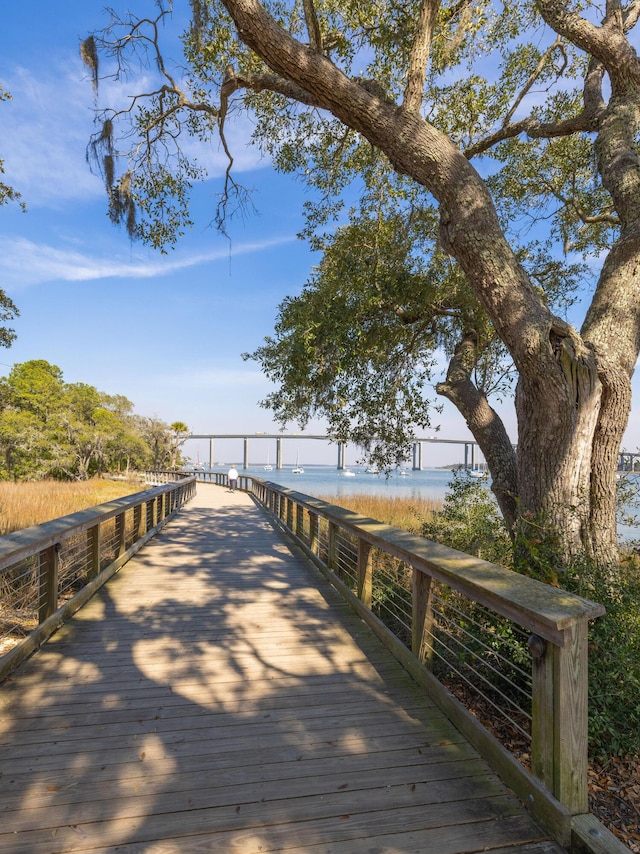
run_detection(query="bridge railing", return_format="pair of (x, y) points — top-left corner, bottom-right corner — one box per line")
(0, 476), (196, 681)
(249, 478), (605, 845)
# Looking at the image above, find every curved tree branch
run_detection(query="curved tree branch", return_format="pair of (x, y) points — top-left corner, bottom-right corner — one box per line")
(302, 0), (323, 52)
(221, 0), (555, 375)
(436, 332), (518, 530)
(536, 0), (640, 89)
(403, 0), (440, 113)
(465, 55), (606, 158)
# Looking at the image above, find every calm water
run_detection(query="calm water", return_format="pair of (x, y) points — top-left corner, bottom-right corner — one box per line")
(215, 464), (470, 503)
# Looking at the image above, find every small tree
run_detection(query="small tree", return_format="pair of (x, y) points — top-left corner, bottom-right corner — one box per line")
(169, 421), (190, 469)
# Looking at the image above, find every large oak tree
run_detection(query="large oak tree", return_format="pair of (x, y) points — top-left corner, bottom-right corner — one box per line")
(84, 0), (640, 570)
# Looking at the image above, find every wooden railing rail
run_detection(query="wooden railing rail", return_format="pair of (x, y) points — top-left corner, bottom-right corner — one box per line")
(248, 478), (606, 847)
(146, 469), (254, 492)
(0, 476), (196, 681)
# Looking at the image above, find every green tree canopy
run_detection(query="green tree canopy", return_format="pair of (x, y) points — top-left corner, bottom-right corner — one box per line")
(0, 360), (188, 479)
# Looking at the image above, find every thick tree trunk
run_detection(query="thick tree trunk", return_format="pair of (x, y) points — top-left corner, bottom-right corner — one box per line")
(513, 320), (603, 566)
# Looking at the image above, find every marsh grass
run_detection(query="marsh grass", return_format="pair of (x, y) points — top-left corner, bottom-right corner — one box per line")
(318, 493), (442, 534)
(0, 479), (144, 537)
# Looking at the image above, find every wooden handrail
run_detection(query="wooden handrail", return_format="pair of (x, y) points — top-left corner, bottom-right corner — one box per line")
(247, 477), (606, 847)
(0, 477), (196, 681)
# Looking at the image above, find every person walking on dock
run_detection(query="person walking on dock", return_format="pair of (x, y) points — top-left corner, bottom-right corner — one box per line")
(228, 465), (239, 492)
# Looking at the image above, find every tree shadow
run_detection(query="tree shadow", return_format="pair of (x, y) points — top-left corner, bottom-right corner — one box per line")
(0, 490), (550, 853)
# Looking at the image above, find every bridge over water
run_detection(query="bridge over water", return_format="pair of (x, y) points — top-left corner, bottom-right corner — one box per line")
(189, 432), (483, 471)
(0, 475), (623, 852)
(189, 433), (640, 473)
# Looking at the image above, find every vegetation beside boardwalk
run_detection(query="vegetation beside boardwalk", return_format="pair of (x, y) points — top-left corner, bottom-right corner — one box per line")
(319, 492), (443, 537)
(0, 478), (144, 536)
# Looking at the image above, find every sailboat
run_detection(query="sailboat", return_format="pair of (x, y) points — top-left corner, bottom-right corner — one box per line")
(468, 463), (489, 478)
(263, 449), (273, 471)
(292, 452), (304, 474)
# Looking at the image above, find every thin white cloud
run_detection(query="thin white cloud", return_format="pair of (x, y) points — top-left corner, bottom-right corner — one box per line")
(0, 234), (297, 289)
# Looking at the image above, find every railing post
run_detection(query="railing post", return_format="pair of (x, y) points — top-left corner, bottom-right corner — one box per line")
(530, 621), (589, 815)
(328, 522), (338, 571)
(553, 621), (590, 814)
(133, 504), (143, 541)
(38, 544), (59, 623)
(296, 503), (304, 539)
(530, 634), (554, 793)
(309, 511), (319, 554)
(412, 567), (436, 668)
(286, 497), (294, 529)
(146, 498), (155, 530)
(88, 524), (101, 580)
(357, 539), (373, 608)
(115, 512), (126, 557)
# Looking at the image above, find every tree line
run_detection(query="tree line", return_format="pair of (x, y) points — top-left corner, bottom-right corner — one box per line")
(0, 359), (189, 480)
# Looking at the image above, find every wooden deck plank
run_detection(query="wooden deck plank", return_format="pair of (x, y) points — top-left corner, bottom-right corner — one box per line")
(0, 484), (566, 853)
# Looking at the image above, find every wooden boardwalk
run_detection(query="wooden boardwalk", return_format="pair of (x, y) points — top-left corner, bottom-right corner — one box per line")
(0, 485), (565, 854)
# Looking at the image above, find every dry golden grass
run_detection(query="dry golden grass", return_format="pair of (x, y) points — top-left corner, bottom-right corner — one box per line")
(318, 493), (442, 535)
(0, 478), (145, 536)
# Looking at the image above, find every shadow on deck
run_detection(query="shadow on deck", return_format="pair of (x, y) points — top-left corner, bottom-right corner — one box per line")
(0, 485), (567, 853)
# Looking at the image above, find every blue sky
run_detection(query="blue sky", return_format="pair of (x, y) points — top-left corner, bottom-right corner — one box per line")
(1, 1), (638, 467)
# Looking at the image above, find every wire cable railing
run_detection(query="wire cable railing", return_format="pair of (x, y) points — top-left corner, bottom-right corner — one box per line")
(0, 476), (196, 679)
(249, 477), (605, 845)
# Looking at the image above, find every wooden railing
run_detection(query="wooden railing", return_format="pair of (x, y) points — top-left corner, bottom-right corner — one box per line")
(148, 469), (254, 491)
(249, 478), (606, 847)
(0, 476), (196, 681)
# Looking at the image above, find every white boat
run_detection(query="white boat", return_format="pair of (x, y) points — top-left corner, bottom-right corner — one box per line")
(263, 451), (273, 471)
(342, 469), (356, 477)
(468, 466), (489, 478)
(292, 453), (304, 474)
(365, 466), (379, 474)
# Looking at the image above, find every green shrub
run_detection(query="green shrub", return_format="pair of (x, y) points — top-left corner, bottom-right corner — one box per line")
(423, 473), (640, 759)
(421, 473), (512, 566)
(564, 553), (640, 758)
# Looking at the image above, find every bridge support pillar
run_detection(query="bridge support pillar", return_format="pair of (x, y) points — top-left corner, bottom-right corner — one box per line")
(619, 451), (640, 472)
(243, 438), (250, 470)
(337, 443), (345, 470)
(276, 437), (283, 469)
(412, 442), (423, 471)
(209, 439), (214, 469)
